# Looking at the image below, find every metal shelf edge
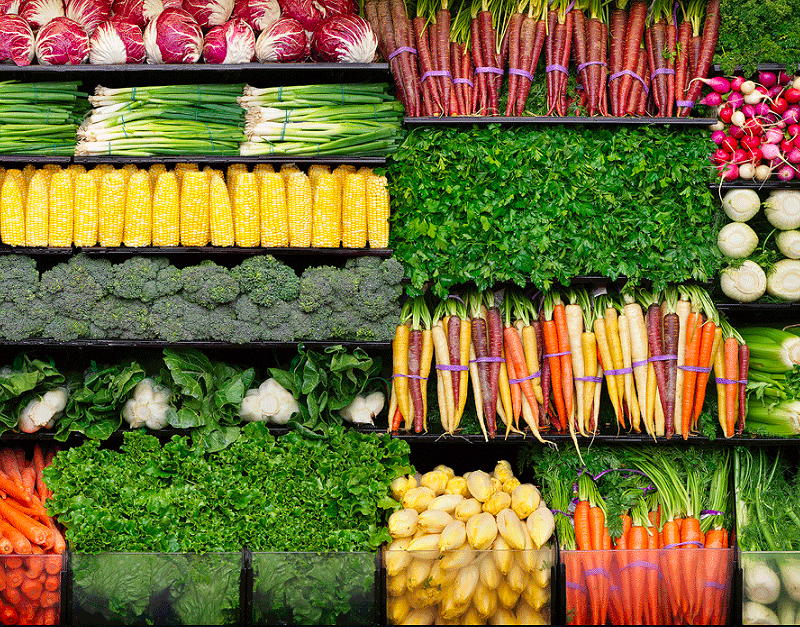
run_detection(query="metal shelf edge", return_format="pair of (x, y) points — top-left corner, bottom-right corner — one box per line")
(0, 339), (392, 349)
(391, 433), (800, 446)
(404, 116), (716, 127)
(0, 62), (390, 73)
(0, 246), (393, 257)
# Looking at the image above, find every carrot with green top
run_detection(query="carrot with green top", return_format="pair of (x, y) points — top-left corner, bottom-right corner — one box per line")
(543, 295), (567, 433)
(552, 294), (575, 429)
(391, 315), (411, 430)
(723, 327), (739, 438)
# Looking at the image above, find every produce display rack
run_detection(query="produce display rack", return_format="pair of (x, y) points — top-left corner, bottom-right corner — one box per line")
(710, 180), (800, 191)
(405, 115), (717, 127)
(0, 245), (393, 259)
(0, 339), (392, 350)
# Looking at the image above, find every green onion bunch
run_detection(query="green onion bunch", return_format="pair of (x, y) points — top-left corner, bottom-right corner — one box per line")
(238, 83), (404, 157)
(0, 81), (87, 155)
(77, 84), (246, 156)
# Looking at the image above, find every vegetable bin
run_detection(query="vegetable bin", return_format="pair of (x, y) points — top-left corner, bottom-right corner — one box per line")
(251, 551), (378, 625)
(0, 554), (63, 625)
(561, 547), (734, 625)
(69, 552), (243, 625)
(741, 551), (800, 625)
(384, 546), (555, 625)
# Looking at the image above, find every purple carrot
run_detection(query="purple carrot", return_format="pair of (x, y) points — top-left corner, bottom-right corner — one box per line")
(472, 317), (495, 436)
(663, 312), (679, 438)
(486, 306), (504, 435)
(737, 344), (749, 435)
(646, 303), (670, 435)
(409, 328), (424, 432)
(447, 316), (462, 410)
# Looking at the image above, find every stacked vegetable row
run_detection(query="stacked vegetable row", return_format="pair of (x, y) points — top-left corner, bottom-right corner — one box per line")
(529, 445), (734, 626)
(368, 0), (719, 117)
(0, 254), (403, 343)
(709, 72), (800, 182)
(0, 446), (64, 626)
(0, 162), (390, 249)
(0, 0), (379, 65)
(390, 287), (749, 439)
(385, 460), (554, 625)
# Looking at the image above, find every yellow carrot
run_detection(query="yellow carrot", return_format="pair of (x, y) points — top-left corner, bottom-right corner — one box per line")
(392, 323), (411, 429)
(469, 344), (487, 441)
(520, 322), (543, 404)
(420, 328), (434, 432)
(618, 313), (641, 432)
(454, 317), (472, 429)
(565, 302), (586, 437)
(605, 306), (626, 425)
(594, 317), (622, 424)
(432, 322), (455, 432)
(674, 295), (692, 437)
(713, 327), (726, 435)
(581, 331), (597, 435)
(498, 348), (515, 435)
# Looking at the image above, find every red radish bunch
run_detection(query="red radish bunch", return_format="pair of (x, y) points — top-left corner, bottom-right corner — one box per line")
(708, 72), (800, 182)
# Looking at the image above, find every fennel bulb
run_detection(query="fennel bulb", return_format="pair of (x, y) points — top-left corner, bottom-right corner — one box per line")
(767, 259), (800, 301)
(720, 260), (767, 302)
(744, 560), (781, 604)
(722, 188), (761, 222)
(718, 222), (758, 258)
(777, 231), (800, 259)
(765, 191), (800, 230)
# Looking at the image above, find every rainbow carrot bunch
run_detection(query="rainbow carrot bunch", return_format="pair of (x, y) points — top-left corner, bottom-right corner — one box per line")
(714, 321), (748, 438)
(389, 297), (433, 433)
(0, 445), (65, 626)
(430, 298), (471, 434)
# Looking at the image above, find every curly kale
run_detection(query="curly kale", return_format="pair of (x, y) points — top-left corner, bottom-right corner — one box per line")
(181, 261), (240, 309)
(0, 255), (40, 304)
(108, 257), (182, 303)
(150, 296), (215, 342)
(232, 256), (299, 307)
(40, 257), (107, 321)
(93, 297), (152, 339)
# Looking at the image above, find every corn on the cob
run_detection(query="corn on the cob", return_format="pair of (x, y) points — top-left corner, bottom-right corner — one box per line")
(332, 164), (356, 185)
(366, 174), (390, 248)
(90, 165), (113, 183)
(311, 173), (340, 248)
(98, 171), (127, 247)
(226, 163), (248, 198)
(0, 171), (26, 246)
(42, 164), (61, 174)
(180, 171), (210, 246)
(285, 171), (312, 247)
(25, 171), (49, 247)
(279, 163), (300, 179)
(259, 172), (288, 247)
(123, 171), (152, 247)
(253, 163), (274, 182)
(21, 164), (36, 187)
(308, 164), (330, 190)
(151, 172), (180, 247)
(48, 170), (74, 247)
(66, 164), (86, 180)
(73, 173), (99, 247)
(232, 172), (259, 247)
(210, 174), (235, 247)
(148, 163), (167, 189)
(341, 173), (367, 248)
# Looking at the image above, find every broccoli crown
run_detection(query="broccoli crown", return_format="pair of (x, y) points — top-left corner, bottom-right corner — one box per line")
(354, 316), (396, 341)
(67, 255), (114, 286)
(181, 261), (240, 309)
(345, 256), (383, 274)
(328, 311), (359, 340)
(40, 258), (106, 321)
(0, 296), (52, 340)
(379, 258), (405, 285)
(0, 256), (39, 305)
(232, 294), (261, 324)
(43, 316), (90, 342)
(232, 256), (299, 307)
(202, 306), (239, 341)
(302, 312), (333, 341)
(297, 266), (337, 313)
(93, 296), (153, 339)
(150, 296), (215, 342)
(259, 301), (297, 341)
(355, 276), (403, 321)
(225, 319), (261, 344)
(108, 257), (182, 303)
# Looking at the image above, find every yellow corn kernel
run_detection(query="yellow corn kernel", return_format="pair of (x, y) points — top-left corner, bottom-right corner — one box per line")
(152, 172), (180, 247)
(204, 167), (223, 180)
(66, 164), (86, 180)
(25, 171), (49, 247)
(123, 171), (152, 247)
(47, 170), (74, 247)
(174, 163), (198, 189)
(253, 163), (274, 177)
(308, 164), (330, 190)
(259, 172), (288, 247)
(42, 164), (61, 174)
(366, 174), (390, 248)
(148, 163), (167, 189)
(341, 173), (367, 248)
(4, 169), (26, 207)
(279, 163), (300, 179)
(332, 164), (356, 186)
(285, 171), (312, 247)
(72, 173), (99, 247)
(210, 174), (235, 247)
(357, 166), (374, 176)
(232, 172), (259, 247)
(226, 163), (248, 198)
(180, 171), (210, 246)
(311, 173), (340, 248)
(90, 165), (114, 183)
(98, 171), (126, 247)
(21, 164), (36, 187)
(0, 167), (6, 186)
(0, 172), (26, 246)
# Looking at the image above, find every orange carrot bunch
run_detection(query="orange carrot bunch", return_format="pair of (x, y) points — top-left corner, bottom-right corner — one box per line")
(0, 445), (64, 626)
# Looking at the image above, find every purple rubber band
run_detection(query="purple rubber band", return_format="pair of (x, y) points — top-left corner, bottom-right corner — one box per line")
(715, 377), (741, 385)
(470, 357), (506, 363)
(608, 69), (650, 95)
(622, 560), (658, 571)
(435, 364), (469, 371)
(452, 78), (474, 87)
(700, 509), (724, 518)
(421, 70), (451, 82)
(391, 373), (428, 380)
(632, 359), (649, 368)
(610, 585), (621, 592)
(593, 468), (649, 481)
(509, 371), (541, 384)
(585, 568), (610, 577)
(566, 0), (575, 12)
(388, 46), (417, 61)
(577, 61), (607, 73)
(574, 376), (603, 383)
(679, 365), (712, 373)
(705, 581), (727, 591)
(677, 100), (695, 108)
(663, 541), (704, 549)
(546, 64), (569, 74)
(475, 66), (503, 75)
(508, 68), (535, 81)
(544, 351), (571, 358)
(566, 582), (587, 591)
(551, 508), (572, 518)
(650, 354), (678, 362)
(604, 366), (633, 376)
(651, 68), (676, 80)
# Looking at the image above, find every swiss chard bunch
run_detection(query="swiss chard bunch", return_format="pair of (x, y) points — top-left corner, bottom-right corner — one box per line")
(269, 345), (384, 432)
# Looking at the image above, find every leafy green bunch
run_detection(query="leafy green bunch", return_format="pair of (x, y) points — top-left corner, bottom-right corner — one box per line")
(388, 126), (720, 296)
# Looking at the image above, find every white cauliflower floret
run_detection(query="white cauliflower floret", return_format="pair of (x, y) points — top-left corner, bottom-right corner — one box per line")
(123, 378), (172, 430)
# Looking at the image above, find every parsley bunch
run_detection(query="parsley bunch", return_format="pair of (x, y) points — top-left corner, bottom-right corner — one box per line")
(388, 126), (720, 297)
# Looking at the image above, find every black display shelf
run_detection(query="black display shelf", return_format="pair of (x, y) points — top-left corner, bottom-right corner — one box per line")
(717, 301), (800, 313)
(73, 155), (388, 167)
(0, 339), (391, 350)
(0, 245), (393, 258)
(405, 115), (716, 127)
(0, 155), (71, 165)
(710, 180), (800, 191)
